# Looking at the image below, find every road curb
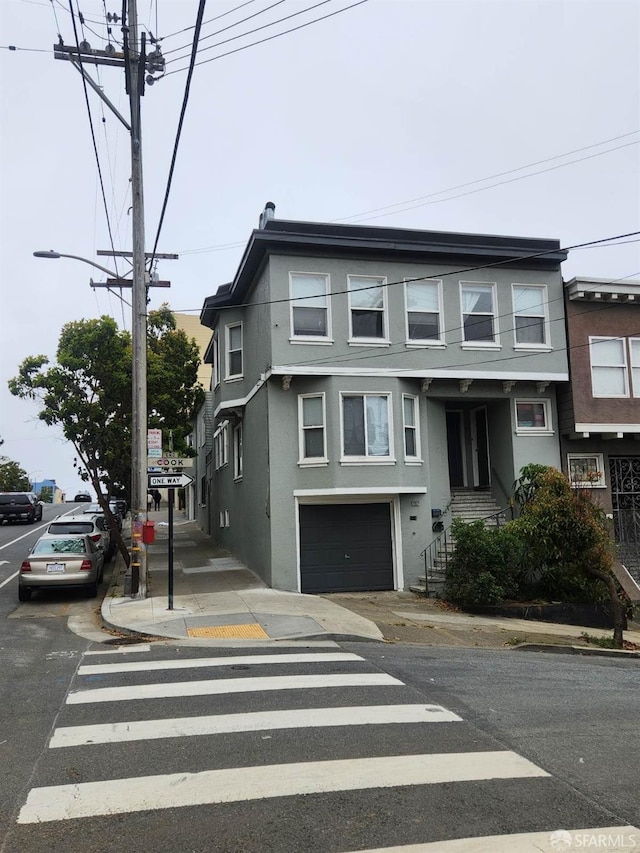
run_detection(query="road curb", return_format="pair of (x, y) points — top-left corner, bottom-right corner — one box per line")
(514, 643), (640, 658)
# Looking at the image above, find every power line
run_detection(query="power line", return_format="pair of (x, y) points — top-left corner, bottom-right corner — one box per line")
(148, 0), (207, 267)
(67, 0), (120, 278)
(335, 131), (640, 223)
(160, 0), (260, 41)
(165, 0), (369, 77)
(164, 0), (289, 58)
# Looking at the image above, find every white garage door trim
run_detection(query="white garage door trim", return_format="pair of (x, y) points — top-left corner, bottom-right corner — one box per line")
(295, 495), (404, 593)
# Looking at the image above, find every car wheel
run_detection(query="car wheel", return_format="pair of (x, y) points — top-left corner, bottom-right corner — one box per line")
(87, 581), (99, 598)
(18, 586), (32, 602)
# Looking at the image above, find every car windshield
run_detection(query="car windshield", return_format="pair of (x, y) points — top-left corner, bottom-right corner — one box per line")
(48, 522), (93, 534)
(83, 504), (104, 514)
(33, 538), (86, 555)
(0, 494), (29, 505)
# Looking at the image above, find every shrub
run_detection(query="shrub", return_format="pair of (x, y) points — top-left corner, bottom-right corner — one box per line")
(444, 519), (523, 607)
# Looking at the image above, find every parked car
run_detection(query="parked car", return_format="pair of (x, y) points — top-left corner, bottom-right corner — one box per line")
(74, 491), (92, 502)
(110, 497), (128, 517)
(0, 492), (43, 524)
(19, 534), (104, 601)
(46, 515), (114, 562)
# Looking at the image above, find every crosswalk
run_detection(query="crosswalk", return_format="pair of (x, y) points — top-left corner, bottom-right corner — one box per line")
(12, 644), (638, 851)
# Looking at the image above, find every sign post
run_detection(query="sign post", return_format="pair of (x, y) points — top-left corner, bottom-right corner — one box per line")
(147, 471), (193, 610)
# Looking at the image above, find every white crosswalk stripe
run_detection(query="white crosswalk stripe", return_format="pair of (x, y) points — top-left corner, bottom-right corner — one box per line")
(14, 645), (639, 851)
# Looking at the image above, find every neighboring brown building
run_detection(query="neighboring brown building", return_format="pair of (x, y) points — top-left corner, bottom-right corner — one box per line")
(558, 276), (640, 571)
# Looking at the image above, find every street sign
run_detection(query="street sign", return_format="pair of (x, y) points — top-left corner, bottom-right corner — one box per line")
(151, 456), (194, 469)
(147, 448), (162, 458)
(148, 472), (193, 489)
(147, 428), (162, 451)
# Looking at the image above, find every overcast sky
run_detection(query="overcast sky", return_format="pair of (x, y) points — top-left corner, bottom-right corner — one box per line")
(1, 0), (639, 498)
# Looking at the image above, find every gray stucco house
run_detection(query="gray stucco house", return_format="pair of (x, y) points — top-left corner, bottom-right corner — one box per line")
(198, 204), (568, 593)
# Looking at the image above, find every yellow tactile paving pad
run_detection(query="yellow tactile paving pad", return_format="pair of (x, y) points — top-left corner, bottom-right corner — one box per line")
(187, 623), (269, 639)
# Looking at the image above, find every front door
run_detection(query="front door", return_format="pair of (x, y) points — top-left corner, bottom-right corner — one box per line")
(471, 406), (490, 488)
(446, 411), (464, 487)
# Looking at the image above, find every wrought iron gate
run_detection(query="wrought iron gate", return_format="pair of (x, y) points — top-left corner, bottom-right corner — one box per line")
(609, 456), (640, 544)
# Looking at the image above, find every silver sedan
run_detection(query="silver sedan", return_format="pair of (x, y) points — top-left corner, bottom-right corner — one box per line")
(18, 534), (105, 602)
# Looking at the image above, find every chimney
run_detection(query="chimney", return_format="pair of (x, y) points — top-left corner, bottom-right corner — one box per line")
(258, 201), (276, 229)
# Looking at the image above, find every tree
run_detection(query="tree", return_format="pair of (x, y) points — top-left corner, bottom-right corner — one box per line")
(0, 456), (30, 491)
(37, 485), (53, 503)
(8, 307), (205, 562)
(512, 466), (626, 647)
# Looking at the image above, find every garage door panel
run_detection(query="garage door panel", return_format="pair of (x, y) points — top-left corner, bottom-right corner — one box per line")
(299, 503), (394, 593)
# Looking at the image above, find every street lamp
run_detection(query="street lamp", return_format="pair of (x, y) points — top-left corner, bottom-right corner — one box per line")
(33, 248), (147, 597)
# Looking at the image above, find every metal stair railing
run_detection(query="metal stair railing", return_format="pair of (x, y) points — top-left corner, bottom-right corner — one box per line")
(419, 504), (514, 596)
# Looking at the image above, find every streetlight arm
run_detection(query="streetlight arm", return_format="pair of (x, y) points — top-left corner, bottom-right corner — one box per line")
(33, 250), (120, 279)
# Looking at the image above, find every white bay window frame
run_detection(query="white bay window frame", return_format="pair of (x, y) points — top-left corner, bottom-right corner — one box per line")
(512, 283), (549, 349)
(589, 336), (629, 398)
(340, 392), (394, 464)
(404, 278), (444, 346)
(225, 322), (243, 381)
(289, 272), (332, 342)
(347, 275), (390, 345)
(298, 393), (328, 465)
(402, 394), (421, 463)
(460, 281), (499, 347)
(514, 398), (553, 435)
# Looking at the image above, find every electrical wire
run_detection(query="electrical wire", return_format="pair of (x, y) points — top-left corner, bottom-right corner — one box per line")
(335, 131), (640, 223)
(163, 0), (289, 58)
(67, 0), (121, 279)
(148, 0), (207, 268)
(160, 0), (260, 41)
(164, 0), (369, 76)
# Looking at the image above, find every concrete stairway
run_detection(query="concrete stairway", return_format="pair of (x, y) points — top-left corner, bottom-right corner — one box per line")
(410, 488), (508, 597)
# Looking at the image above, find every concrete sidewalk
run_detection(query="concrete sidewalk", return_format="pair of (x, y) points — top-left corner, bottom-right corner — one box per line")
(101, 509), (640, 654)
(101, 509), (383, 644)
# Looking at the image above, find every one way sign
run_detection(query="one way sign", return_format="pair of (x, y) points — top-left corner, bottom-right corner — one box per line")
(148, 472), (194, 489)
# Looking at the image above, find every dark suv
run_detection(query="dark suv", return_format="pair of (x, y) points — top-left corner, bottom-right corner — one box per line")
(0, 492), (43, 524)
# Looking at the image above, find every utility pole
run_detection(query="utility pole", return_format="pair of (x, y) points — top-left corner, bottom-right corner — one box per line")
(53, 2), (168, 598)
(125, 0), (148, 597)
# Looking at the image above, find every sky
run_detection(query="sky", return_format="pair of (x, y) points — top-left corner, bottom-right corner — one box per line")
(1, 0), (639, 498)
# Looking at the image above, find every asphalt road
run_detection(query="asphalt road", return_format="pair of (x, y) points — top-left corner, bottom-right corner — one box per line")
(0, 514), (638, 852)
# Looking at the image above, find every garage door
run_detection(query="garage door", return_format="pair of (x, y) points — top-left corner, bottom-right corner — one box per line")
(299, 503), (394, 593)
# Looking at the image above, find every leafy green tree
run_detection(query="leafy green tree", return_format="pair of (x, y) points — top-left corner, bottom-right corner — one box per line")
(0, 456), (30, 491)
(511, 466), (626, 647)
(8, 307), (204, 562)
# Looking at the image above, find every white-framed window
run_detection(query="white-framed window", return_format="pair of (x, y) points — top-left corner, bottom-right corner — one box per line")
(233, 423), (243, 480)
(402, 394), (421, 461)
(341, 393), (393, 461)
(219, 510), (229, 528)
(515, 399), (552, 434)
(212, 334), (220, 388)
(290, 272), (331, 341)
(214, 422), (229, 469)
(348, 275), (389, 343)
(629, 338), (640, 397)
(405, 279), (444, 344)
(589, 337), (628, 398)
(460, 282), (498, 344)
(225, 323), (243, 380)
(512, 284), (549, 347)
(298, 394), (327, 464)
(567, 453), (606, 488)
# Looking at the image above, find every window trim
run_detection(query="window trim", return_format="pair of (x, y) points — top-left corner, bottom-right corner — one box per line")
(233, 422), (243, 480)
(347, 274), (390, 344)
(514, 398), (553, 435)
(402, 394), (422, 462)
(339, 392), (395, 464)
(298, 393), (328, 466)
(567, 453), (606, 488)
(212, 333), (220, 388)
(589, 336), (629, 398)
(214, 422), (229, 470)
(404, 278), (445, 346)
(225, 322), (243, 381)
(629, 337), (640, 398)
(289, 271), (332, 343)
(511, 283), (550, 350)
(460, 281), (499, 346)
